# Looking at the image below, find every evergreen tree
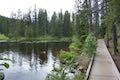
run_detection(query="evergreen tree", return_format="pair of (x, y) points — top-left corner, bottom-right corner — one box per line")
(50, 12), (58, 36)
(63, 11), (72, 37)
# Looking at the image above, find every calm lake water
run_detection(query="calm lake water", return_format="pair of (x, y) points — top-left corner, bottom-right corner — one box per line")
(0, 42), (70, 80)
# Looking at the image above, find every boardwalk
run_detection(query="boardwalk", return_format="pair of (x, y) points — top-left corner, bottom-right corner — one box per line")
(88, 39), (120, 80)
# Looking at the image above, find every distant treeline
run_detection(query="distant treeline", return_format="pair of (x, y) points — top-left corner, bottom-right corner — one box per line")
(0, 6), (92, 40)
(0, 8), (75, 39)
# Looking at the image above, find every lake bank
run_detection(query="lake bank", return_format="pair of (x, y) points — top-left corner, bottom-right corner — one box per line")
(0, 37), (72, 43)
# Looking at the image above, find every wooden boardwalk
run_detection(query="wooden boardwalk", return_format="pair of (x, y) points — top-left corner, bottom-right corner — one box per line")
(88, 39), (120, 80)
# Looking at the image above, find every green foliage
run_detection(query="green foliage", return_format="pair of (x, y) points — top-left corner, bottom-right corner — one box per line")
(46, 66), (85, 80)
(75, 0), (90, 37)
(99, 22), (106, 38)
(83, 33), (96, 57)
(59, 36), (83, 65)
(50, 12), (58, 36)
(0, 9), (73, 40)
(25, 26), (33, 38)
(60, 50), (75, 62)
(0, 34), (9, 40)
(26, 35), (54, 41)
(80, 35), (88, 42)
(63, 11), (72, 37)
(103, 0), (120, 53)
(69, 36), (82, 50)
(105, 0), (120, 35)
(24, 36), (71, 42)
(108, 0), (120, 24)
(38, 9), (48, 35)
(74, 73), (85, 80)
(69, 42), (80, 50)
(45, 68), (67, 80)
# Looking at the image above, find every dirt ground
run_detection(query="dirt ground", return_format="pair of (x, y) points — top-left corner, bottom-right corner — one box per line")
(112, 54), (120, 71)
(107, 40), (120, 72)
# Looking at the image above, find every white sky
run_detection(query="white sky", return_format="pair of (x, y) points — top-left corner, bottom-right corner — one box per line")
(0, 0), (75, 17)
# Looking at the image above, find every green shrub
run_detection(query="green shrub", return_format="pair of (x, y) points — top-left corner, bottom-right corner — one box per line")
(60, 50), (75, 63)
(80, 35), (88, 42)
(69, 42), (80, 51)
(83, 33), (96, 57)
(0, 34), (9, 40)
(69, 36), (82, 51)
(60, 36), (82, 64)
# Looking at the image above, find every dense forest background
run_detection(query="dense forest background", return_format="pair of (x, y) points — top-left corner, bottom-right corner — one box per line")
(0, 8), (74, 40)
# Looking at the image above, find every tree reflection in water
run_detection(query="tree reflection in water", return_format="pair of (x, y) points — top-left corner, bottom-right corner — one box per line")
(0, 42), (70, 80)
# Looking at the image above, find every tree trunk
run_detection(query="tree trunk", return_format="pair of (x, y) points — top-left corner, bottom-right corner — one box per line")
(112, 23), (118, 54)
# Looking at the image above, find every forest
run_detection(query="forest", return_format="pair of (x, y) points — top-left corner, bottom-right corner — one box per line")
(0, 0), (108, 42)
(0, 0), (98, 42)
(0, 9), (73, 41)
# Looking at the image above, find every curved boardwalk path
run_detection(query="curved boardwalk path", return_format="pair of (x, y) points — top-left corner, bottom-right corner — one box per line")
(88, 39), (120, 80)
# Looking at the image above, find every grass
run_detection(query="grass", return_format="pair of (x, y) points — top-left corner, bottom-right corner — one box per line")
(25, 36), (72, 42)
(0, 34), (9, 40)
(7, 35), (72, 42)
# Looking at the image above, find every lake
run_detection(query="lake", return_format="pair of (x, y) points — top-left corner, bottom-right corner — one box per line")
(0, 42), (70, 80)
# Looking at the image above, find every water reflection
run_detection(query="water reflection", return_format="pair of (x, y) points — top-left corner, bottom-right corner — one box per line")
(0, 42), (70, 80)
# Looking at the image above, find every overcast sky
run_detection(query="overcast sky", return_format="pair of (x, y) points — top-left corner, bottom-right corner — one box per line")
(0, 0), (75, 17)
